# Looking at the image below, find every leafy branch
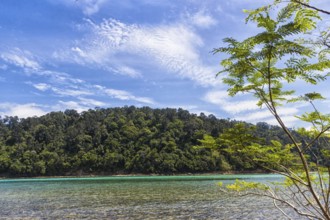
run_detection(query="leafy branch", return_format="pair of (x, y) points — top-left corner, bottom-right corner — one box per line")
(213, 1), (330, 219)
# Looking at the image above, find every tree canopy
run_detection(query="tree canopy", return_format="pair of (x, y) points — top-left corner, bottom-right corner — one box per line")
(0, 106), (303, 177)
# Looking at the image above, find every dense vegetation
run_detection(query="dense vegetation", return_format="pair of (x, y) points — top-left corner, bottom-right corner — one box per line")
(0, 106), (302, 177)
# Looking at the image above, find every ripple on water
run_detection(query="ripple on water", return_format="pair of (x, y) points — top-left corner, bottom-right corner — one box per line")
(0, 175), (306, 219)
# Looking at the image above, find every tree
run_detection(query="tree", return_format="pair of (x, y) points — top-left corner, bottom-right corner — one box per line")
(214, 1), (330, 219)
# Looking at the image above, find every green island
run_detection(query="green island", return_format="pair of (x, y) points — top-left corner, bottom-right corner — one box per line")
(0, 106), (302, 177)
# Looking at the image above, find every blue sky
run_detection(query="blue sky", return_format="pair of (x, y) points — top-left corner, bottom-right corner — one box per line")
(0, 0), (329, 127)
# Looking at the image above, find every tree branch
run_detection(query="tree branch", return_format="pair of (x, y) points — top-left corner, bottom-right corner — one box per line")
(291, 0), (330, 15)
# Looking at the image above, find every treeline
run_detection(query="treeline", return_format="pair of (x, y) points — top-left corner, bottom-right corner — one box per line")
(0, 106), (294, 177)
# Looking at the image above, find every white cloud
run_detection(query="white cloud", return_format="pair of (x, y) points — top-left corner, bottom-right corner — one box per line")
(204, 90), (260, 114)
(55, 18), (221, 86)
(277, 107), (299, 116)
(0, 99), (106, 118)
(103, 88), (132, 100)
(0, 103), (47, 118)
(52, 98), (105, 113)
(235, 110), (272, 122)
(54, 101), (88, 113)
(33, 83), (51, 91)
(262, 107), (300, 127)
(203, 90), (302, 126)
(264, 115), (299, 128)
(190, 11), (217, 29)
(234, 107), (299, 122)
(1, 48), (41, 71)
(223, 100), (259, 114)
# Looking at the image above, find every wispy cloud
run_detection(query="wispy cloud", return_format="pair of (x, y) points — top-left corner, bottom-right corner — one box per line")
(77, 97), (106, 107)
(0, 49), (78, 85)
(1, 48), (41, 71)
(113, 65), (141, 78)
(54, 18), (221, 86)
(94, 85), (155, 104)
(30, 77), (154, 104)
(52, 87), (93, 96)
(0, 46), (155, 108)
(28, 78), (92, 98)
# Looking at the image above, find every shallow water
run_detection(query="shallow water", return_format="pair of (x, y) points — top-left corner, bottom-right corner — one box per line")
(0, 174), (299, 219)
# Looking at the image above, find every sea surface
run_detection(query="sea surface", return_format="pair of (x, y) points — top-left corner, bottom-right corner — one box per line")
(0, 174), (301, 219)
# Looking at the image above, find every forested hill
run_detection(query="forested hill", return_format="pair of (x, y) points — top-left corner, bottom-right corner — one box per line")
(0, 106), (292, 177)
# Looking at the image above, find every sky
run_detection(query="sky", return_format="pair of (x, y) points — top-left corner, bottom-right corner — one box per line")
(0, 0), (329, 127)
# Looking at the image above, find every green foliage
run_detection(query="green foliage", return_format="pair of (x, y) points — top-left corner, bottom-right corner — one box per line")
(218, 123), (263, 170)
(194, 134), (218, 150)
(225, 179), (270, 192)
(194, 122), (303, 171)
(214, 1), (330, 219)
(0, 107), (311, 177)
(214, 3), (329, 110)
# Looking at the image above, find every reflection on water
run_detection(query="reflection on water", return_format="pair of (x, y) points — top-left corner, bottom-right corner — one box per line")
(0, 174), (300, 219)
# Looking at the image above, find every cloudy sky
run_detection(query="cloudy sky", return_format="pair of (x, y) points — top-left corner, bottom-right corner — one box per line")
(0, 0), (329, 127)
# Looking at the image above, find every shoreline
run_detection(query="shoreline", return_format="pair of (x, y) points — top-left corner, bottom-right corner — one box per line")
(0, 170), (273, 180)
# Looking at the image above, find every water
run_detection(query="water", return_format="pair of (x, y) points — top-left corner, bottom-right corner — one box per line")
(0, 174), (294, 219)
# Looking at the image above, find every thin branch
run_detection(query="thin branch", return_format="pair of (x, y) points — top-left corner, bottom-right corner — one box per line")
(291, 179), (324, 217)
(316, 166), (327, 208)
(273, 199), (294, 219)
(291, 0), (330, 15)
(264, 45), (330, 219)
(310, 100), (324, 131)
(326, 167), (330, 212)
(249, 190), (322, 219)
(286, 187), (317, 217)
(251, 159), (308, 186)
(306, 126), (330, 149)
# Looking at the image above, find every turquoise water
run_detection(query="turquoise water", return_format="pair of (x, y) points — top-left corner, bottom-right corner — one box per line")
(0, 174), (293, 219)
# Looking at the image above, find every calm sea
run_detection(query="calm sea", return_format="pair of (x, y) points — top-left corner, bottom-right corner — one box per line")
(0, 174), (301, 219)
